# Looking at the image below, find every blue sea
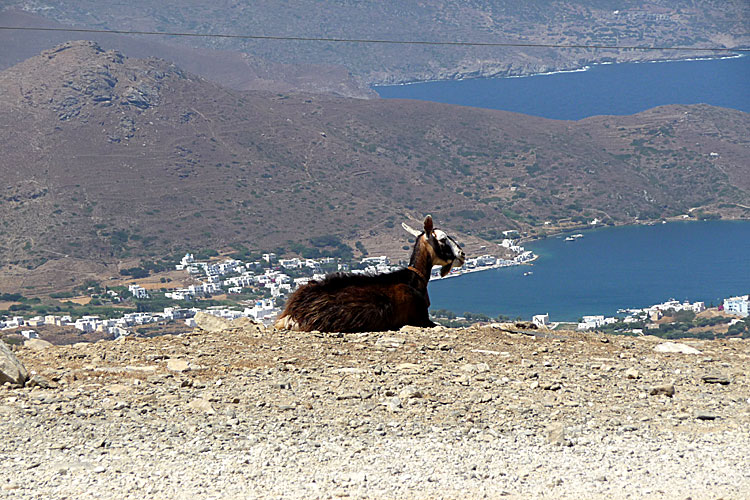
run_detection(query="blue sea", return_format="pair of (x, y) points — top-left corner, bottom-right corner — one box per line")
(377, 56), (750, 320)
(375, 55), (750, 120)
(429, 221), (750, 322)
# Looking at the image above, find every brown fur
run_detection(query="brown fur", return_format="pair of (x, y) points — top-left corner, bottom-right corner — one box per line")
(274, 216), (465, 333)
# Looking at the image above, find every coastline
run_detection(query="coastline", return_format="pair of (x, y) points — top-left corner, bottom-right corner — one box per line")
(517, 214), (750, 246)
(372, 53), (745, 89)
(430, 252), (539, 282)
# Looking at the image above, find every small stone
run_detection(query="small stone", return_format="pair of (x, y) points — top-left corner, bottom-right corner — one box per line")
(383, 396), (402, 411)
(654, 342), (701, 355)
(460, 362), (490, 373)
(546, 423), (571, 446)
(395, 363), (421, 371)
(93, 466), (106, 473)
(90, 438), (107, 449)
(333, 367), (366, 374)
(694, 411), (719, 421)
(336, 393), (361, 401)
(376, 336), (406, 347)
(649, 384), (675, 397)
(624, 368), (640, 379)
(26, 374), (54, 389)
(187, 398), (215, 414)
(1, 482), (20, 491)
(702, 374), (730, 385)
(398, 386), (423, 400)
(167, 359), (190, 372)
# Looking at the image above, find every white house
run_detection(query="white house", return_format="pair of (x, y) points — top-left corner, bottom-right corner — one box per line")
(475, 255), (497, 266)
(128, 284), (149, 299)
(724, 295), (749, 317)
(532, 314), (550, 327)
(262, 253), (277, 263)
(361, 256), (390, 266)
(577, 315), (616, 330)
(279, 258), (302, 269)
(244, 299), (277, 322)
(26, 316), (45, 327)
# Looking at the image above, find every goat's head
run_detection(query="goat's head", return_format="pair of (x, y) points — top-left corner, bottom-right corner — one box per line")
(402, 215), (466, 277)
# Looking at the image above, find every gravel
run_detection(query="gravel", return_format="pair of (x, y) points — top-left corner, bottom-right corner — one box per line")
(1, 323), (749, 499)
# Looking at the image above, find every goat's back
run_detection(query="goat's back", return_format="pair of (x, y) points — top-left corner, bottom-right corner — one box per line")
(276, 271), (429, 332)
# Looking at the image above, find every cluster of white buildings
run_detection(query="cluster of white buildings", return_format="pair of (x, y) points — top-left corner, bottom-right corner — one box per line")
(170, 253), (324, 300)
(577, 315), (619, 331)
(1, 300), (282, 339)
(167, 236), (537, 300)
(618, 299), (707, 323)
(0, 307), (202, 339)
(573, 297), (749, 332)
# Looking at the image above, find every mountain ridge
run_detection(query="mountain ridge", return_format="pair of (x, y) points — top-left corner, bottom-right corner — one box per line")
(3, 1), (747, 85)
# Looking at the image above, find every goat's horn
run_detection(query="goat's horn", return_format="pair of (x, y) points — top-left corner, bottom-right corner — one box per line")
(401, 222), (422, 237)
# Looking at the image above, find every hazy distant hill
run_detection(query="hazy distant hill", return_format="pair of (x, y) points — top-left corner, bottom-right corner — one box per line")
(0, 42), (748, 291)
(3, 1), (747, 85)
(0, 9), (374, 98)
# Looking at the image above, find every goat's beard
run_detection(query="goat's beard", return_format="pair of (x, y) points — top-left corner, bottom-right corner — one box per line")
(440, 263), (453, 277)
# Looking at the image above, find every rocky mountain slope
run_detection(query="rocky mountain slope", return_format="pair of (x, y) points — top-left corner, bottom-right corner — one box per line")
(4, 1), (748, 85)
(2, 320), (749, 498)
(0, 9), (374, 98)
(0, 42), (748, 292)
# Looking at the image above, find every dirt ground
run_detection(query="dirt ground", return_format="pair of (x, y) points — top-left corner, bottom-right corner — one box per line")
(2, 320), (749, 499)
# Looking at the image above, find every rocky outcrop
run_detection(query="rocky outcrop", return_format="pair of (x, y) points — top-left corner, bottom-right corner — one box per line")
(0, 340), (27, 386)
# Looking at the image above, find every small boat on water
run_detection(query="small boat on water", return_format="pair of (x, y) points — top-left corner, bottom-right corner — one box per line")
(565, 233), (584, 241)
(523, 271), (533, 276)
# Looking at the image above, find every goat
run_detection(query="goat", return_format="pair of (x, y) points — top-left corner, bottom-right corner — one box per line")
(274, 215), (465, 333)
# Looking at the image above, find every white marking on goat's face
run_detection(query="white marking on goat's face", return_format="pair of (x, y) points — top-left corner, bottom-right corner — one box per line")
(431, 229), (465, 275)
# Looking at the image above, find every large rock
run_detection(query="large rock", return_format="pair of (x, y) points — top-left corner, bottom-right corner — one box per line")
(654, 342), (702, 355)
(0, 341), (28, 386)
(24, 338), (54, 351)
(193, 312), (261, 333)
(193, 312), (232, 333)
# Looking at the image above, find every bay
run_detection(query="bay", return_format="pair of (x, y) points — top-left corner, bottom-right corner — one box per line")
(429, 221), (750, 322)
(375, 55), (750, 120)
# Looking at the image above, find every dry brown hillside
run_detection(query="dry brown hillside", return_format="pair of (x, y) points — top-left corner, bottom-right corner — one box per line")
(0, 41), (748, 292)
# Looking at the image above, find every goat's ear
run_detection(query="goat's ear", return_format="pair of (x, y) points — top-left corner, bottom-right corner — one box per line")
(423, 215), (434, 234)
(401, 222), (422, 237)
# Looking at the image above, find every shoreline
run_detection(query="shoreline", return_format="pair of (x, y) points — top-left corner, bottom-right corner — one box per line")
(372, 53), (745, 89)
(430, 253), (538, 282)
(517, 213), (750, 246)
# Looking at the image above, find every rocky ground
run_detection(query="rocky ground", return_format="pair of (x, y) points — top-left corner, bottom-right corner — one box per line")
(2, 316), (749, 499)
